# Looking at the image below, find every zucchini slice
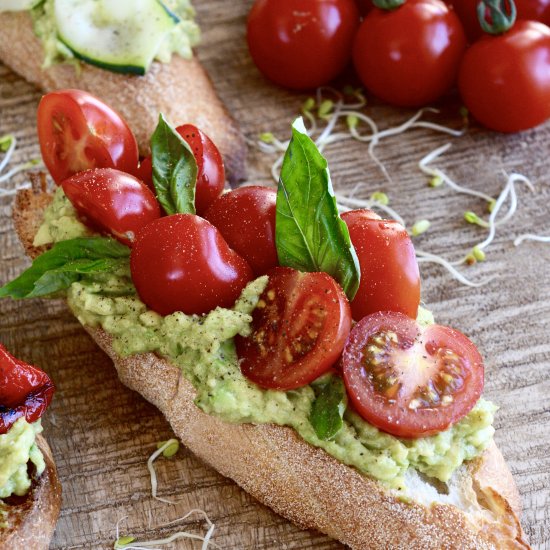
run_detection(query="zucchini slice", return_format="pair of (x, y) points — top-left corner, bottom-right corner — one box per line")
(54, 0), (179, 75)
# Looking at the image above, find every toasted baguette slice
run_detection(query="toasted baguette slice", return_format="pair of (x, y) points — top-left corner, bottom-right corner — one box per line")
(0, 12), (247, 184)
(0, 433), (62, 550)
(12, 186), (530, 549)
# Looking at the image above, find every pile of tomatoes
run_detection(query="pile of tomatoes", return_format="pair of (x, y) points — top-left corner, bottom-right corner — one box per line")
(37, 89), (484, 439)
(247, 0), (550, 133)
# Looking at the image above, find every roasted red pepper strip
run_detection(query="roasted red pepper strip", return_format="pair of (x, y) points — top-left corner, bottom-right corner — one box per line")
(0, 344), (55, 435)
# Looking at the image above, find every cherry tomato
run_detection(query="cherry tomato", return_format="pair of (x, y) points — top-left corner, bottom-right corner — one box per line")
(204, 186), (277, 276)
(62, 168), (161, 247)
(356, 0), (373, 16)
(342, 209), (420, 321)
(131, 214), (254, 316)
(236, 267), (352, 390)
(450, 0), (550, 42)
(37, 89), (139, 184)
(133, 125), (225, 215)
(247, 0), (361, 90)
(352, 0), (467, 107)
(342, 312), (484, 438)
(459, 20), (550, 132)
(0, 344), (55, 435)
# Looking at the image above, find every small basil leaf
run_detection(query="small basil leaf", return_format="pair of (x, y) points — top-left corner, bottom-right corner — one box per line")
(150, 113), (198, 215)
(276, 118), (360, 300)
(0, 237), (130, 299)
(309, 375), (347, 441)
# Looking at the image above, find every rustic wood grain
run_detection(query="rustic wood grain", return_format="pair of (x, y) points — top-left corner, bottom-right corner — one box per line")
(1, 0), (550, 547)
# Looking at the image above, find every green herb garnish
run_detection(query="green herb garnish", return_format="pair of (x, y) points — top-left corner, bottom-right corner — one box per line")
(275, 118), (360, 300)
(309, 375), (347, 441)
(150, 114), (198, 215)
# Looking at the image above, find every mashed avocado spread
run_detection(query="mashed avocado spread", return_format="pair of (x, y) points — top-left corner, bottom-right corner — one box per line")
(27, 0), (200, 70)
(33, 188), (497, 490)
(0, 419), (45, 500)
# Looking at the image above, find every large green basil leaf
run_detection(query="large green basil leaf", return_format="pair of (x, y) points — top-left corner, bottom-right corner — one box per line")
(309, 374), (348, 441)
(150, 114), (198, 215)
(276, 118), (360, 300)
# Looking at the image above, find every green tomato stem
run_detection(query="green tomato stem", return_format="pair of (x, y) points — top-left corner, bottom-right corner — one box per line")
(477, 0), (517, 35)
(372, 0), (405, 9)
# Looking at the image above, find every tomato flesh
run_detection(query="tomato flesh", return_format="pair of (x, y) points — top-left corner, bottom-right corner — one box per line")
(130, 214), (254, 316)
(236, 267), (352, 390)
(353, 0), (467, 107)
(342, 312), (484, 438)
(247, 0), (360, 90)
(342, 209), (420, 320)
(458, 21), (550, 133)
(204, 186), (277, 276)
(37, 89), (139, 184)
(62, 168), (161, 247)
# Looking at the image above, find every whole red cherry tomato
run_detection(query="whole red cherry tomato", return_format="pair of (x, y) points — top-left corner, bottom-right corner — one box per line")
(450, 0), (550, 42)
(236, 267), (352, 390)
(204, 186), (277, 276)
(0, 344), (55, 435)
(459, 20), (550, 132)
(134, 124), (225, 215)
(356, 0), (374, 16)
(247, 0), (361, 90)
(62, 168), (161, 247)
(342, 312), (484, 437)
(353, 0), (467, 107)
(131, 214), (254, 316)
(37, 89), (139, 184)
(342, 209), (420, 320)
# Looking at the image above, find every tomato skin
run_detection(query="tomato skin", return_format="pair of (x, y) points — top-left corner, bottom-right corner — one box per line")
(355, 0), (373, 16)
(236, 267), (352, 390)
(0, 344), (55, 435)
(450, 0), (550, 42)
(247, 0), (360, 90)
(62, 168), (161, 247)
(204, 186), (277, 276)
(459, 21), (550, 133)
(352, 0), (467, 107)
(342, 312), (484, 438)
(130, 214), (254, 316)
(37, 89), (139, 184)
(342, 209), (420, 321)
(133, 125), (225, 215)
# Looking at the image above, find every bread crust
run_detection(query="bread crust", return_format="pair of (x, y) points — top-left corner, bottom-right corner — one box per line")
(0, 434), (62, 550)
(12, 187), (530, 549)
(0, 12), (247, 185)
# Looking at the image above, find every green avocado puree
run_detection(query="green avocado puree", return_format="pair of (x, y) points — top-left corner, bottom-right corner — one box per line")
(34, 190), (497, 490)
(27, 0), (200, 69)
(0, 419), (45, 500)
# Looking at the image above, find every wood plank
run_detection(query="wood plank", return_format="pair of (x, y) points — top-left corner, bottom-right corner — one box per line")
(1, 0), (550, 547)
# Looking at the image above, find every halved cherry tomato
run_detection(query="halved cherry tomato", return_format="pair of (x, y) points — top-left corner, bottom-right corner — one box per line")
(458, 20), (550, 132)
(247, 0), (361, 90)
(236, 267), (352, 390)
(204, 186), (277, 276)
(62, 168), (161, 247)
(342, 209), (420, 320)
(0, 344), (55, 435)
(342, 312), (484, 438)
(37, 89), (139, 184)
(134, 124), (225, 215)
(450, 0), (550, 42)
(131, 214), (254, 316)
(353, 0), (467, 107)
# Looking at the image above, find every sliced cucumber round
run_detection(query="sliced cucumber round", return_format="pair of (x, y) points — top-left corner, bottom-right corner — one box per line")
(54, 0), (179, 75)
(0, 0), (42, 11)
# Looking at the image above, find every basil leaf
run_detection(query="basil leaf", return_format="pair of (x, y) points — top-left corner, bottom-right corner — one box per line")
(309, 375), (347, 441)
(276, 118), (360, 300)
(0, 237), (130, 299)
(150, 113), (198, 215)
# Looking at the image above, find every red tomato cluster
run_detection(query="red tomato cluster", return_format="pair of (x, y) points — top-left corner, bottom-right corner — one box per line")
(37, 89), (484, 439)
(247, 0), (550, 132)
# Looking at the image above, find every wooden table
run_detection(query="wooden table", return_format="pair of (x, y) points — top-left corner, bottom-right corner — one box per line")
(1, 1), (550, 548)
